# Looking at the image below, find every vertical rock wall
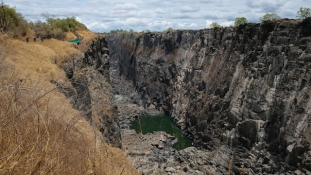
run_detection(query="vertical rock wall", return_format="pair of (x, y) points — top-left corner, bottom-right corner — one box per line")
(59, 37), (121, 147)
(107, 19), (311, 172)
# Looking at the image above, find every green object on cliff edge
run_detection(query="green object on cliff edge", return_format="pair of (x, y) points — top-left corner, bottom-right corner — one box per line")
(68, 38), (81, 44)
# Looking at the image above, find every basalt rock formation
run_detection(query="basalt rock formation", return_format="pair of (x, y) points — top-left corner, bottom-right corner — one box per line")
(58, 37), (122, 147)
(106, 19), (311, 174)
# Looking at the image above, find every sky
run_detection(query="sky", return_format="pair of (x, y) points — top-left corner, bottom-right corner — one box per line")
(5, 0), (310, 32)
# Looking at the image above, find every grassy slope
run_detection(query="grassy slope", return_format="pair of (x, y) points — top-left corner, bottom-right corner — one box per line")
(0, 31), (137, 174)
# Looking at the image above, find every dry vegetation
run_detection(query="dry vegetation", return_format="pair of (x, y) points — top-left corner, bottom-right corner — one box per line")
(75, 30), (99, 52)
(76, 30), (98, 43)
(0, 32), (137, 174)
(65, 32), (77, 41)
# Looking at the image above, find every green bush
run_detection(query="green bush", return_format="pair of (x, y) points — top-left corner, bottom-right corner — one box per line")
(109, 29), (128, 34)
(234, 17), (248, 26)
(135, 33), (142, 41)
(259, 13), (281, 23)
(297, 7), (311, 19)
(0, 2), (86, 39)
(167, 27), (173, 31)
(210, 22), (221, 28)
(34, 16), (86, 40)
(0, 4), (19, 31)
(0, 4), (29, 36)
(164, 27), (173, 32)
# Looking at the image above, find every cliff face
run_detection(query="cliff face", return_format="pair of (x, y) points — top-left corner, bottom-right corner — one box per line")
(60, 37), (121, 147)
(107, 19), (311, 172)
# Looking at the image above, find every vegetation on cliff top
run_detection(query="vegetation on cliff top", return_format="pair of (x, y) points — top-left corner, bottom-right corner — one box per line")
(259, 13), (281, 23)
(0, 3), (28, 36)
(297, 7), (311, 19)
(0, 3), (86, 40)
(30, 16), (87, 40)
(234, 17), (248, 26)
(210, 22), (222, 28)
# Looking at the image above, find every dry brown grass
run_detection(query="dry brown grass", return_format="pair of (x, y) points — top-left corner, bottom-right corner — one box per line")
(2, 38), (66, 83)
(0, 35), (138, 175)
(1, 36), (85, 84)
(76, 30), (100, 52)
(65, 32), (77, 41)
(76, 30), (98, 42)
(66, 30), (98, 43)
(39, 38), (83, 65)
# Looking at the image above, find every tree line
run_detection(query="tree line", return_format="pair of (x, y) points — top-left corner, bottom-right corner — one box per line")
(29, 15), (86, 40)
(0, 2), (86, 40)
(105, 7), (311, 34)
(211, 7), (311, 28)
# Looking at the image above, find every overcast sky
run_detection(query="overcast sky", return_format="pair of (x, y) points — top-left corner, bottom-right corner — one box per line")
(5, 0), (310, 32)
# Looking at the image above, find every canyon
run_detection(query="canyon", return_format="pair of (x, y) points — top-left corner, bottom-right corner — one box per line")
(62, 19), (311, 174)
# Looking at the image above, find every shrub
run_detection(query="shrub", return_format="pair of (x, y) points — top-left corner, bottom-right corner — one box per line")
(1, 3), (86, 39)
(210, 22), (221, 28)
(109, 29), (129, 34)
(0, 4), (19, 31)
(0, 4), (29, 36)
(163, 27), (173, 32)
(135, 33), (142, 41)
(167, 27), (173, 31)
(234, 17), (248, 26)
(297, 7), (311, 19)
(259, 13), (281, 23)
(34, 17), (86, 40)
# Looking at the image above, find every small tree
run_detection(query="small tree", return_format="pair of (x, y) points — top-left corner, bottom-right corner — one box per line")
(109, 29), (116, 34)
(297, 7), (311, 19)
(234, 17), (248, 26)
(0, 3), (20, 31)
(166, 27), (173, 32)
(0, 2), (29, 35)
(259, 13), (281, 23)
(210, 22), (221, 28)
(163, 27), (173, 32)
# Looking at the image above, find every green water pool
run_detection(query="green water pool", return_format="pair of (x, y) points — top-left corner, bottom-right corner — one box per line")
(130, 114), (193, 150)
(68, 38), (81, 43)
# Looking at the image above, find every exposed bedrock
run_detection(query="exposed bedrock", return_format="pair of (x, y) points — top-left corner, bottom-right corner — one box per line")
(58, 37), (122, 147)
(107, 19), (311, 173)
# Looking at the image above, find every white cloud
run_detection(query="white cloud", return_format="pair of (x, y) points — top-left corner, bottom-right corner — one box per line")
(113, 3), (138, 10)
(178, 23), (198, 29)
(146, 20), (175, 31)
(220, 21), (234, 27)
(205, 20), (213, 28)
(5, 0), (309, 32)
(180, 6), (200, 13)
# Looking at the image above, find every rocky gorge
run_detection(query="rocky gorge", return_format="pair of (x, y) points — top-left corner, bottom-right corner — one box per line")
(61, 19), (311, 174)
